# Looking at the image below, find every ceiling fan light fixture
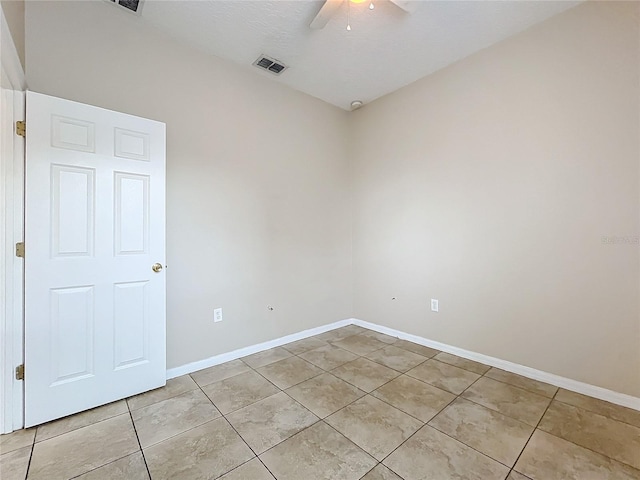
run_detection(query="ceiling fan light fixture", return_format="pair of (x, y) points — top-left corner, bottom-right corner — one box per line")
(310, 0), (418, 30)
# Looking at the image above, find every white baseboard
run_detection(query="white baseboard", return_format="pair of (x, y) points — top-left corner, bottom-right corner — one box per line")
(166, 318), (353, 379)
(351, 318), (640, 412)
(166, 317), (640, 412)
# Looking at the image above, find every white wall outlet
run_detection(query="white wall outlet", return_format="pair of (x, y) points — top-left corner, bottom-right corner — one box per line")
(431, 299), (439, 312)
(214, 307), (223, 323)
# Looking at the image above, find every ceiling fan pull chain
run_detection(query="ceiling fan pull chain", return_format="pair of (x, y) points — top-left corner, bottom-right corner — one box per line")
(347, 0), (352, 31)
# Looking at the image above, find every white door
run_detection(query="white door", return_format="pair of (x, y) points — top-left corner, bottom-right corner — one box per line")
(24, 91), (166, 427)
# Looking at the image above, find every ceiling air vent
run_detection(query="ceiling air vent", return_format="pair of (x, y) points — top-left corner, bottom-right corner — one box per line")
(253, 55), (288, 75)
(106, 0), (144, 15)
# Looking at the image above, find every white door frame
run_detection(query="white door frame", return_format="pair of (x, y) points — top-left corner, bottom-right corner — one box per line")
(1, 6), (26, 434)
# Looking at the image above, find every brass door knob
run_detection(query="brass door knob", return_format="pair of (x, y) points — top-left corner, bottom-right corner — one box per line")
(152, 263), (163, 273)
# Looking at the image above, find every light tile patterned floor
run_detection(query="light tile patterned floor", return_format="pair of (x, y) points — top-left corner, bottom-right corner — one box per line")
(2, 325), (640, 479)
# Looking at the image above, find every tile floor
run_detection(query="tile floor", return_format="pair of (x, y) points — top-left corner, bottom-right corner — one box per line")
(2, 325), (640, 479)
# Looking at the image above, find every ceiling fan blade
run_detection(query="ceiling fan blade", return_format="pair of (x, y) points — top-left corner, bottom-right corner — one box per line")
(310, 0), (344, 29)
(388, 0), (420, 14)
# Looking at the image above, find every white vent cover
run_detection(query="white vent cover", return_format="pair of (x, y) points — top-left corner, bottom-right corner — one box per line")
(105, 0), (144, 15)
(253, 55), (288, 75)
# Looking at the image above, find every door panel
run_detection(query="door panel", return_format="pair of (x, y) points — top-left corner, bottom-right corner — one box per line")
(114, 128), (149, 161)
(113, 281), (149, 370)
(51, 165), (95, 257)
(49, 286), (94, 385)
(25, 91), (166, 427)
(51, 115), (96, 153)
(114, 172), (149, 255)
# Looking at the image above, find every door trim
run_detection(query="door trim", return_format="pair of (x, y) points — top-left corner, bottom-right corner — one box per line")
(1, 6), (26, 434)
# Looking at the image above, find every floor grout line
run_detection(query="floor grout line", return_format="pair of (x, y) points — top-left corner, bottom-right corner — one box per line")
(550, 397), (640, 429)
(15, 326), (636, 480)
(425, 421), (517, 471)
(30, 406), (129, 445)
(259, 340), (558, 479)
(372, 371), (543, 477)
(219, 369), (323, 478)
(190, 373), (277, 479)
(372, 385), (464, 472)
(529, 427), (640, 472)
(65, 452), (143, 480)
(189, 356), (401, 479)
(140, 359), (639, 480)
(478, 373), (559, 399)
(505, 387), (560, 478)
(327, 342), (550, 476)
(261, 351), (431, 475)
(21, 434), (36, 480)
(127, 378), (202, 412)
(365, 374), (450, 424)
(126, 404), (154, 480)
(240, 340), (417, 473)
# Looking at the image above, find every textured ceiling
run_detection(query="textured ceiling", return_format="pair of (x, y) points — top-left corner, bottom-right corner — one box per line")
(140, 0), (581, 110)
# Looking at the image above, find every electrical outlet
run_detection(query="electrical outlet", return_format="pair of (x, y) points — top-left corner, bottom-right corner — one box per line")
(214, 308), (223, 323)
(430, 299), (439, 312)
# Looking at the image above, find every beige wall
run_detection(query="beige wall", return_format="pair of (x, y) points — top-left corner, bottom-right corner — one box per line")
(1, 0), (24, 68)
(352, 1), (640, 397)
(25, 1), (353, 369)
(25, 0), (639, 397)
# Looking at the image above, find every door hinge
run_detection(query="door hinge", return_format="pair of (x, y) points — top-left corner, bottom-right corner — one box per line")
(15, 364), (24, 381)
(15, 242), (25, 258)
(16, 121), (26, 137)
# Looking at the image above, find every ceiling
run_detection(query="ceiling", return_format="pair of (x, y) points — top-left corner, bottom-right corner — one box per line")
(140, 0), (581, 110)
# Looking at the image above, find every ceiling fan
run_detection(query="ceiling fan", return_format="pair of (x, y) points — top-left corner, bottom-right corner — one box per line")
(310, 0), (419, 29)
